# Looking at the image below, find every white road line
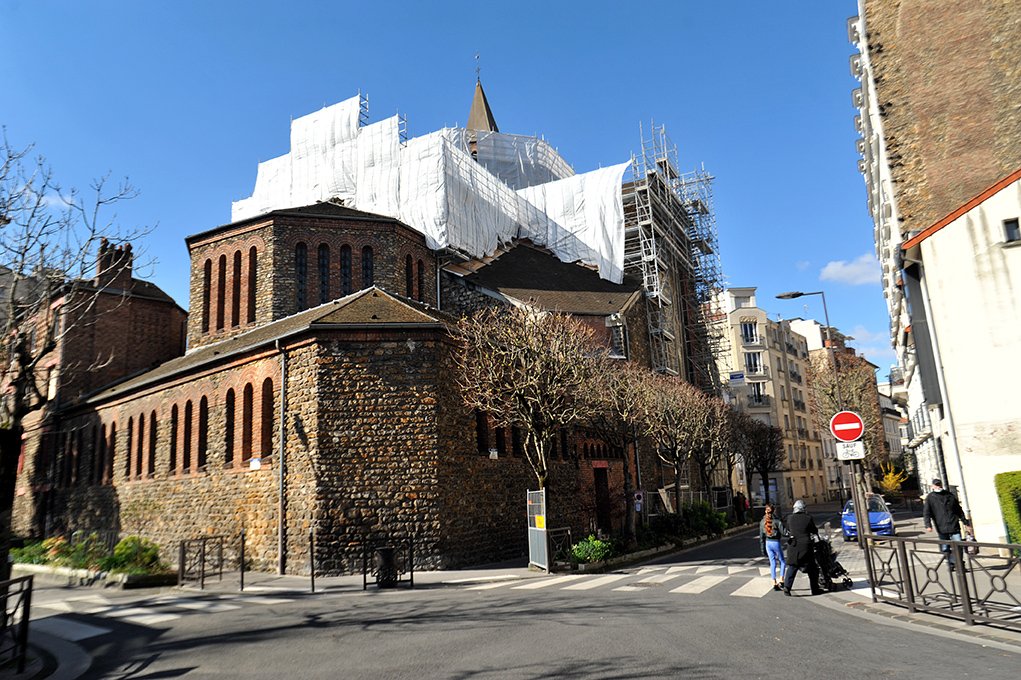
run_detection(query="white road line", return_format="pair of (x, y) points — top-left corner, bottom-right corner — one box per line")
(670, 575), (727, 594)
(695, 565), (723, 574)
(466, 581), (516, 590)
(31, 617), (111, 641)
(665, 566), (697, 574)
(637, 574), (682, 584)
(233, 597), (295, 605)
(172, 600), (241, 612)
(512, 575), (585, 589)
(759, 567), (773, 576)
(730, 577), (775, 598)
(34, 601), (75, 612)
(636, 567), (665, 575)
(121, 613), (181, 625)
(727, 566), (754, 574)
(444, 574), (520, 584)
(562, 574), (628, 591)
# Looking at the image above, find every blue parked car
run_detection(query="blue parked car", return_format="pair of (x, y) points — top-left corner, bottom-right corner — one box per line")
(841, 496), (895, 541)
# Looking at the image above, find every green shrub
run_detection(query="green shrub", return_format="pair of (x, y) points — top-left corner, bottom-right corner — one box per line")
(994, 471), (1021, 548)
(572, 535), (614, 563)
(100, 537), (167, 574)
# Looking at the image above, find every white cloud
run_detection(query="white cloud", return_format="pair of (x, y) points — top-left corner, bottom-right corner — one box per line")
(796, 260), (811, 271)
(849, 324), (885, 344)
(819, 253), (881, 286)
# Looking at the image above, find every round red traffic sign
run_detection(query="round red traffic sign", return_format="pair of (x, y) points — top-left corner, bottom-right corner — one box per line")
(830, 411), (864, 442)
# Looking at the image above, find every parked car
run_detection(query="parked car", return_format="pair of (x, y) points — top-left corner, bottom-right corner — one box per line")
(841, 496), (895, 541)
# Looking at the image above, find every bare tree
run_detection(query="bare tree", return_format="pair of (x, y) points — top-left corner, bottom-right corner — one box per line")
(454, 304), (595, 493)
(688, 394), (733, 507)
(737, 413), (785, 504)
(580, 358), (654, 548)
(0, 130), (151, 576)
(643, 376), (704, 515)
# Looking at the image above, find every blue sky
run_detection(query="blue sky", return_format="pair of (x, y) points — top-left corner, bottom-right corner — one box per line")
(0, 1), (893, 371)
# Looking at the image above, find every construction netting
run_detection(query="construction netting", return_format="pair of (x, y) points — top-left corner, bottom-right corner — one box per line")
(231, 95), (629, 283)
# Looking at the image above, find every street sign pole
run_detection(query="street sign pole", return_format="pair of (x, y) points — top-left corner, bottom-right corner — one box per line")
(831, 411), (870, 554)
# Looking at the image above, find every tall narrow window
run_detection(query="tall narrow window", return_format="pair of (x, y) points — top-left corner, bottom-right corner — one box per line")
(295, 243), (308, 311)
(417, 260), (425, 302)
(247, 247), (257, 323)
(72, 430), (82, 485)
(135, 412), (144, 478)
(183, 400), (193, 471)
(361, 246), (373, 289)
(198, 396), (208, 470)
(242, 384), (253, 461)
(318, 244), (330, 304)
(405, 255), (414, 297)
(202, 259), (212, 333)
(169, 405), (178, 472)
(216, 254), (226, 330)
(125, 417), (134, 479)
(261, 378), (274, 460)
(511, 427), (523, 457)
(340, 245), (352, 296)
(105, 422), (115, 484)
(475, 411), (489, 454)
(224, 389), (235, 467)
(1005, 218), (1021, 243)
(494, 427), (506, 457)
(147, 411), (157, 477)
(231, 250), (242, 327)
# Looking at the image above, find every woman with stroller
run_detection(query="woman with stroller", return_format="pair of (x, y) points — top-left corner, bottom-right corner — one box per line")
(782, 500), (824, 596)
(759, 503), (787, 591)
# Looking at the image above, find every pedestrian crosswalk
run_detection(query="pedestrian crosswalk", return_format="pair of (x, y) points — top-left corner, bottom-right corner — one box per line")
(459, 558), (786, 599)
(31, 591), (298, 640)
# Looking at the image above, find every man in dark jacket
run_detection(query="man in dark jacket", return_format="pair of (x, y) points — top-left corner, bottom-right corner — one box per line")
(923, 478), (970, 571)
(782, 500), (823, 596)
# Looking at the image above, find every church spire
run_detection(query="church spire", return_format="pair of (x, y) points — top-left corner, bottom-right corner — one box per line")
(467, 79), (499, 133)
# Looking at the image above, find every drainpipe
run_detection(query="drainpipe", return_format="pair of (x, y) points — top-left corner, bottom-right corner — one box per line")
(275, 339), (288, 574)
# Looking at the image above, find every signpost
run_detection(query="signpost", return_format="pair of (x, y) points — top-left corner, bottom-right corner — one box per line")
(830, 410), (870, 562)
(830, 411), (865, 443)
(835, 441), (865, 461)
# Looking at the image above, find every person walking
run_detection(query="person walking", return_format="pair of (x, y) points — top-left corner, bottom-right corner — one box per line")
(782, 500), (823, 596)
(923, 478), (971, 572)
(759, 503), (787, 591)
(733, 492), (748, 525)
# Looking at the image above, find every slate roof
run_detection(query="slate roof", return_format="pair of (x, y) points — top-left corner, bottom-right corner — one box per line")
(80, 287), (446, 405)
(453, 244), (642, 316)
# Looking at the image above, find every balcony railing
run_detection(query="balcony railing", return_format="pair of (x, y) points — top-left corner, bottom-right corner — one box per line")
(797, 427), (809, 439)
(747, 394), (772, 407)
(793, 399), (806, 411)
(790, 371), (803, 384)
(741, 334), (764, 347)
(744, 365), (769, 378)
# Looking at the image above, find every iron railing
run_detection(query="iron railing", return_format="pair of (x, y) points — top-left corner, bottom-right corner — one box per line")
(0, 575), (33, 674)
(548, 527), (573, 570)
(865, 533), (1021, 631)
(179, 536), (225, 589)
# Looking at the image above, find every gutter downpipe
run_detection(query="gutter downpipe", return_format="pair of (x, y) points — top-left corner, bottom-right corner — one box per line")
(916, 263), (971, 519)
(275, 339), (288, 574)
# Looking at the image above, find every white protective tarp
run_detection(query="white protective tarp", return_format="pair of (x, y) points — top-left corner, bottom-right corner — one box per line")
(231, 97), (628, 282)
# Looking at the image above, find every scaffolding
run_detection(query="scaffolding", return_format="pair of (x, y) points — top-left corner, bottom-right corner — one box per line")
(623, 123), (727, 393)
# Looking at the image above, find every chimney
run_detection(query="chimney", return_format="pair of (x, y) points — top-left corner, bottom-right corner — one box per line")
(95, 239), (134, 289)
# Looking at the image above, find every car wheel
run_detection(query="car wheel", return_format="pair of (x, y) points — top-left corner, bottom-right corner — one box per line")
(843, 534), (851, 542)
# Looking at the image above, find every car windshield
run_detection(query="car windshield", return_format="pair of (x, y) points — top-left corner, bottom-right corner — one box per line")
(844, 498), (888, 513)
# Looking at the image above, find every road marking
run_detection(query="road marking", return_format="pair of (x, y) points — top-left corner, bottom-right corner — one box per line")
(171, 599), (241, 612)
(730, 577), (775, 598)
(466, 581), (518, 590)
(562, 574), (628, 590)
(759, 567), (773, 576)
(695, 566), (723, 574)
(636, 567), (665, 575)
(513, 575), (585, 589)
(444, 574), (520, 584)
(637, 573), (682, 584)
(233, 596), (295, 605)
(31, 616), (111, 641)
(727, 566), (755, 574)
(669, 575), (727, 594)
(34, 601), (75, 613)
(101, 607), (180, 625)
(665, 566), (697, 574)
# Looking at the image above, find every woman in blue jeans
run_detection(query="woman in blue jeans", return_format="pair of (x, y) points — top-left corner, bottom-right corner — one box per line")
(759, 503), (787, 591)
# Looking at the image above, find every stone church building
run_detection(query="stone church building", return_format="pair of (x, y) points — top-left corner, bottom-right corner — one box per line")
(13, 202), (657, 574)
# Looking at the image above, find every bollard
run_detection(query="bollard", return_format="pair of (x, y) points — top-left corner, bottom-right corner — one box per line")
(310, 528), (315, 594)
(375, 546), (398, 588)
(239, 528), (246, 592)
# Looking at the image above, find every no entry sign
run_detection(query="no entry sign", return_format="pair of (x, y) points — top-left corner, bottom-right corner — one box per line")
(830, 411), (864, 442)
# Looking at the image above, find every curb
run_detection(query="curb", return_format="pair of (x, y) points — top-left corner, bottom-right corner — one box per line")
(12, 563), (178, 589)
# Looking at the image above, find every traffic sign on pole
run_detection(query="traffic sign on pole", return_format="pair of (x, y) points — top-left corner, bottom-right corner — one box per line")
(830, 411), (865, 442)
(835, 441), (865, 460)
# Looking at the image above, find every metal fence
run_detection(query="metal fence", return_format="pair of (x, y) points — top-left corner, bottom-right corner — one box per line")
(71, 529), (120, 554)
(865, 533), (1021, 631)
(178, 536), (225, 589)
(0, 575), (33, 674)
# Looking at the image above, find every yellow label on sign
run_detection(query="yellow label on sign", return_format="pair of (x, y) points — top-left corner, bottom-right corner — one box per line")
(535, 515), (545, 529)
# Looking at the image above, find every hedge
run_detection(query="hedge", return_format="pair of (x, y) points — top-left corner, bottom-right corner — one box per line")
(993, 470), (1021, 545)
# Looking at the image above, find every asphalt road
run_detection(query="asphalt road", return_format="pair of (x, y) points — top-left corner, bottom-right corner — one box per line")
(31, 515), (1018, 680)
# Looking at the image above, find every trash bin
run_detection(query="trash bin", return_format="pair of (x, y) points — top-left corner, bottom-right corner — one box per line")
(375, 546), (398, 588)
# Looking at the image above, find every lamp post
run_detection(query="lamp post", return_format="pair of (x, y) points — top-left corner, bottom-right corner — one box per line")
(776, 291), (870, 557)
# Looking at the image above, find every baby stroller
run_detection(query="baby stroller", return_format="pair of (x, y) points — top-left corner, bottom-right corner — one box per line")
(812, 534), (853, 591)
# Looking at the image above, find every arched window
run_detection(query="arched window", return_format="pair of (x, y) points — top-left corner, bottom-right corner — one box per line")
(247, 247), (257, 323)
(261, 378), (274, 460)
(169, 405), (178, 472)
(295, 242), (308, 311)
(202, 259), (212, 333)
(242, 384), (253, 461)
(183, 400), (193, 471)
(135, 412), (144, 478)
(125, 417), (134, 479)
(231, 250), (242, 327)
(405, 255), (414, 298)
(198, 396), (208, 470)
(417, 260), (425, 302)
(318, 244), (330, 304)
(106, 422), (116, 484)
(224, 389), (235, 467)
(340, 245), (352, 296)
(361, 246), (373, 289)
(148, 411), (157, 477)
(216, 254), (227, 330)
(475, 411), (489, 454)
